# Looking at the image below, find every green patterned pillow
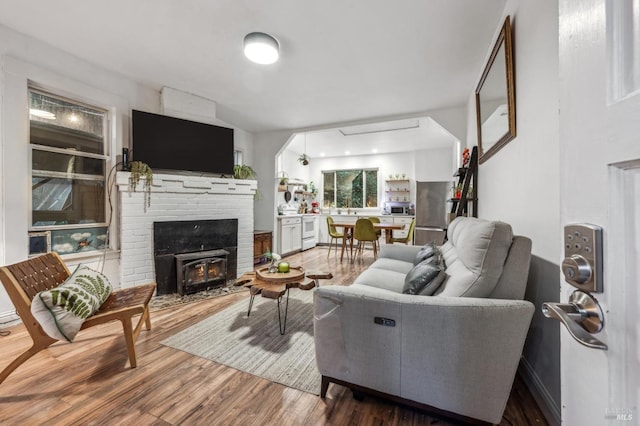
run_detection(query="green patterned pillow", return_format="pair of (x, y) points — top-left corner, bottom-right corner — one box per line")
(30, 264), (112, 342)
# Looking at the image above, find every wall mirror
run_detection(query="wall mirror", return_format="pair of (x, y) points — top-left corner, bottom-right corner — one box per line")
(475, 15), (516, 164)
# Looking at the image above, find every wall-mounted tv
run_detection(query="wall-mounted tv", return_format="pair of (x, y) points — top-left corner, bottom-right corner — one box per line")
(131, 110), (234, 176)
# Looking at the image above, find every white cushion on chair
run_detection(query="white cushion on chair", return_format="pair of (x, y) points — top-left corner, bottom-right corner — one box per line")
(31, 265), (112, 342)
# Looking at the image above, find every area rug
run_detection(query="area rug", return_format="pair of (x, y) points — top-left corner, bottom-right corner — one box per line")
(160, 289), (320, 395)
(150, 282), (248, 311)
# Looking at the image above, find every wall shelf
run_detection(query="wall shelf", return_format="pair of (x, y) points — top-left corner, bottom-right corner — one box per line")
(450, 147), (478, 218)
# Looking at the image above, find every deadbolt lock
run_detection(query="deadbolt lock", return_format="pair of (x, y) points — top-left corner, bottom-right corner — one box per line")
(562, 224), (603, 293)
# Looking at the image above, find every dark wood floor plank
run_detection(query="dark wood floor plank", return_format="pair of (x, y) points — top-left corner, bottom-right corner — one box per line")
(0, 246), (548, 425)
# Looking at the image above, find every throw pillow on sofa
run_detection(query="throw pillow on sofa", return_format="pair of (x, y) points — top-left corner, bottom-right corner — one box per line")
(403, 259), (445, 295)
(31, 264), (113, 342)
(414, 241), (438, 265)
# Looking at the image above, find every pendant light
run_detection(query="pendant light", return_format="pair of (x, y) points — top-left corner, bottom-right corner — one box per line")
(243, 32), (279, 65)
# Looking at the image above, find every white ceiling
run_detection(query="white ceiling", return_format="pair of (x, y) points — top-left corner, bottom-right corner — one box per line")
(0, 0), (506, 135)
(288, 117), (457, 158)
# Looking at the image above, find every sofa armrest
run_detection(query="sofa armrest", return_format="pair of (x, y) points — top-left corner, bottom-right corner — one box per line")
(313, 284), (534, 424)
(379, 244), (422, 263)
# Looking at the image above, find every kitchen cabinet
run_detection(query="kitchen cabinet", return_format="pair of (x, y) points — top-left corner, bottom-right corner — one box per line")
(393, 216), (414, 239)
(278, 217), (302, 255)
(253, 230), (272, 265)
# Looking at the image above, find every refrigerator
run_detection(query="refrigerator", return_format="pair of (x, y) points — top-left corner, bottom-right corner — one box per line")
(414, 181), (450, 246)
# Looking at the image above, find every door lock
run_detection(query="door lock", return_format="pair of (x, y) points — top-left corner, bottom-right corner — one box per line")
(542, 290), (607, 350)
(562, 224), (603, 292)
(544, 223), (607, 349)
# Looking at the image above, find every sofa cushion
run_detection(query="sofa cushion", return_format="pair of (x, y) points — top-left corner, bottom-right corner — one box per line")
(369, 258), (415, 275)
(402, 260), (445, 295)
(354, 267), (406, 293)
(30, 264), (112, 342)
(437, 217), (513, 297)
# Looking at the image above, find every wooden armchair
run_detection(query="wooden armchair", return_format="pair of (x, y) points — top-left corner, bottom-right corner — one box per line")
(0, 252), (156, 384)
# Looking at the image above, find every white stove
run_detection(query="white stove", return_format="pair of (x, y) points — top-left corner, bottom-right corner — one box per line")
(301, 215), (317, 250)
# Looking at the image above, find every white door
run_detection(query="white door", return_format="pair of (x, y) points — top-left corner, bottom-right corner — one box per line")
(559, 0), (640, 423)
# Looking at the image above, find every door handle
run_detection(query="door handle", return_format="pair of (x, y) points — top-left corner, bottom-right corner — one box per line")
(542, 290), (607, 350)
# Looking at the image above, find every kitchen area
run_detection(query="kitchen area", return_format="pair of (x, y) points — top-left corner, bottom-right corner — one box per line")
(266, 117), (461, 259)
(270, 178), (452, 259)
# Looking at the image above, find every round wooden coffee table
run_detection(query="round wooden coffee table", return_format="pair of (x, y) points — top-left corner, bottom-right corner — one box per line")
(235, 266), (332, 334)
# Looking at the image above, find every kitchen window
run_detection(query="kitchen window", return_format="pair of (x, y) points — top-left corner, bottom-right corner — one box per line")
(322, 169), (378, 208)
(29, 88), (109, 255)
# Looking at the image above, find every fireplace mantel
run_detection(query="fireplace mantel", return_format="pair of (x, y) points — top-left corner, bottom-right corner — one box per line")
(116, 172), (257, 195)
(116, 171), (257, 290)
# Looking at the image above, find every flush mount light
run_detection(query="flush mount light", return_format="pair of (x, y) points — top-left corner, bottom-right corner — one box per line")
(244, 32), (279, 65)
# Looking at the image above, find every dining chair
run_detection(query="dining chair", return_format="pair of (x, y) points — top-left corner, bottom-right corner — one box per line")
(326, 216), (351, 258)
(354, 218), (378, 261)
(367, 216), (382, 250)
(388, 218), (416, 245)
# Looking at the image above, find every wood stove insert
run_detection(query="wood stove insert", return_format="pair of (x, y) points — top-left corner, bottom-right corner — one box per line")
(175, 249), (229, 296)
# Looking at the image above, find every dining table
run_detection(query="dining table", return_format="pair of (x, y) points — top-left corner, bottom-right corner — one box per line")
(331, 221), (404, 262)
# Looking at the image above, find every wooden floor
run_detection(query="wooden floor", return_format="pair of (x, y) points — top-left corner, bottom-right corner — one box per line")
(0, 246), (548, 425)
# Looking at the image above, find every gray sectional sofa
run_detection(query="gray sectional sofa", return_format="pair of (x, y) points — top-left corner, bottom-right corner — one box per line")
(313, 216), (535, 424)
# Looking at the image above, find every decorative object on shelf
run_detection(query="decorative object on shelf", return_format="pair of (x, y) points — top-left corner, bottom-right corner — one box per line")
(309, 181), (318, 197)
(277, 261), (290, 273)
(454, 184), (463, 199)
(233, 164), (256, 180)
(129, 161), (153, 208)
(462, 148), (470, 167)
(266, 251), (282, 273)
(278, 171), (289, 186)
(450, 146), (478, 219)
(401, 173), (406, 179)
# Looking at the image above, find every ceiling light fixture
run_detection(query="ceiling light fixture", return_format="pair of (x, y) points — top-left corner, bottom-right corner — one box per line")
(244, 32), (279, 65)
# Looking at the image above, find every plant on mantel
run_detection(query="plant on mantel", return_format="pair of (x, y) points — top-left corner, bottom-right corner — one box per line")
(233, 164), (262, 200)
(128, 161), (153, 208)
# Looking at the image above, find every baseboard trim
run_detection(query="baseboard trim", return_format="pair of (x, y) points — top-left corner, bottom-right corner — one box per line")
(0, 309), (20, 329)
(519, 357), (561, 426)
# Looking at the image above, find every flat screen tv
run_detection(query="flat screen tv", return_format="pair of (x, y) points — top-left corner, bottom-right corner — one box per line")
(131, 110), (234, 176)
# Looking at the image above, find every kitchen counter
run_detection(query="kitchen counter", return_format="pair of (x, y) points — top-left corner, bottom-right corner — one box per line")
(277, 213), (322, 218)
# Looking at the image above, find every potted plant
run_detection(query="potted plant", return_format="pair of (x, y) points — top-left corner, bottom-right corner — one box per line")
(233, 164), (257, 180)
(298, 153), (310, 166)
(128, 161), (153, 208)
(233, 164), (261, 199)
(454, 183), (463, 199)
(278, 171), (289, 188)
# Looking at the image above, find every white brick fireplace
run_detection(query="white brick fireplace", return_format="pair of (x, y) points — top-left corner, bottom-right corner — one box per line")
(116, 172), (257, 289)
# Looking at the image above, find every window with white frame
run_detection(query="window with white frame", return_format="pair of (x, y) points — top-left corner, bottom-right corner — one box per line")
(322, 169), (378, 208)
(29, 88), (109, 255)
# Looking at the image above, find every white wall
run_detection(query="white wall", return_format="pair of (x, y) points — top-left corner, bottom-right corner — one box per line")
(253, 107), (466, 232)
(308, 148), (454, 209)
(0, 24), (254, 320)
(465, 1), (561, 423)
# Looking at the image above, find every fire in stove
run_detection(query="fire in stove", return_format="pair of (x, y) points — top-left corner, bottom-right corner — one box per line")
(175, 249), (229, 295)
